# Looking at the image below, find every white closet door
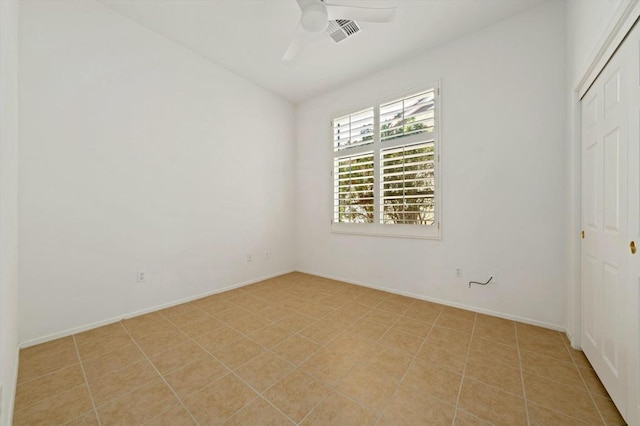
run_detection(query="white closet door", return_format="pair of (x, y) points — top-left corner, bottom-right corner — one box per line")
(581, 30), (630, 418)
(626, 19), (640, 426)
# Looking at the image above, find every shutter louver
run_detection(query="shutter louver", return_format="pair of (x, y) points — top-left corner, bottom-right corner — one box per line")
(334, 153), (375, 223)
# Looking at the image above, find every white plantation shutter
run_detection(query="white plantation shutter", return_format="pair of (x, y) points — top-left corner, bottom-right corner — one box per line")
(380, 142), (435, 225)
(380, 89), (435, 142)
(334, 153), (375, 223)
(333, 108), (374, 151)
(331, 83), (440, 238)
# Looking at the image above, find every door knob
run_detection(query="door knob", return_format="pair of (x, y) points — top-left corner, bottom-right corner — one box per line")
(632, 241), (637, 254)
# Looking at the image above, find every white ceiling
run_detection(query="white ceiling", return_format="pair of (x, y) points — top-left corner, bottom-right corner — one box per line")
(100, 0), (548, 103)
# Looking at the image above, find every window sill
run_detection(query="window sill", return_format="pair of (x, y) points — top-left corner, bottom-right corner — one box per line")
(331, 223), (441, 240)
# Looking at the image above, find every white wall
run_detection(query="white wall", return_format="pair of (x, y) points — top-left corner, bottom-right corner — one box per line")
(295, 1), (567, 328)
(565, 0), (632, 344)
(566, 0), (628, 87)
(0, 0), (20, 423)
(18, 0), (296, 343)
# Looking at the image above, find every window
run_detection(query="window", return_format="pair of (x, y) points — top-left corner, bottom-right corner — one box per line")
(332, 84), (440, 239)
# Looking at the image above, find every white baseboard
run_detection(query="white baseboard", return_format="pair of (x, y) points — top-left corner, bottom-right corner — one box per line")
(565, 328), (581, 350)
(19, 267), (566, 349)
(298, 269), (566, 332)
(19, 269), (295, 349)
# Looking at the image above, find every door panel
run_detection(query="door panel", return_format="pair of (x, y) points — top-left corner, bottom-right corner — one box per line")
(586, 95), (598, 126)
(625, 20), (640, 426)
(583, 254), (599, 347)
(603, 70), (620, 114)
(585, 139), (599, 229)
(602, 261), (620, 374)
(603, 129), (620, 233)
(581, 34), (629, 419)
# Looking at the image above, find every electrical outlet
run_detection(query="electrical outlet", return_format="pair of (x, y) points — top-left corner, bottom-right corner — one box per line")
(265, 251), (271, 259)
(456, 267), (463, 278)
(137, 271), (146, 283)
(246, 254), (252, 262)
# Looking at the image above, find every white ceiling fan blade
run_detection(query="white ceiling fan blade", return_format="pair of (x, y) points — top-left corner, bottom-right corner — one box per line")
(283, 23), (311, 61)
(283, 22), (323, 61)
(325, 3), (396, 23)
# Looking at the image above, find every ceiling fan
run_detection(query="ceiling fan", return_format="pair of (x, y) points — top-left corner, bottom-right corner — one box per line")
(283, 0), (397, 61)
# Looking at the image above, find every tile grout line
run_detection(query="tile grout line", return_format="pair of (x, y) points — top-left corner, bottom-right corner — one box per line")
(322, 384), (398, 424)
(71, 334), (103, 426)
(525, 398), (601, 425)
(149, 312), (282, 424)
(450, 313), (478, 426)
(14, 346), (75, 382)
(17, 340), (152, 424)
(206, 287), (390, 424)
(448, 367), (533, 400)
(514, 324), (531, 426)
(344, 301), (439, 415)
(253, 289), (389, 423)
(12, 366), (80, 413)
(155, 305), (300, 425)
(373, 301), (424, 419)
(513, 341), (609, 396)
(559, 332), (609, 425)
(185, 288), (346, 372)
(562, 335), (608, 425)
(221, 395), (275, 425)
(297, 299), (414, 425)
(70, 346), (153, 390)
(245, 291), (384, 424)
(302, 359), (363, 424)
(295, 390), (333, 425)
(290, 296), (395, 424)
(119, 324), (202, 426)
(374, 304), (447, 425)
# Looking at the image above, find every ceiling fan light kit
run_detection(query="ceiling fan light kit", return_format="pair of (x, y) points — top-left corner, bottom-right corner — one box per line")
(283, 0), (397, 61)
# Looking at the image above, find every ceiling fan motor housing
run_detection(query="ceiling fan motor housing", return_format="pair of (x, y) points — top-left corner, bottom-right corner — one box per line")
(300, 2), (328, 32)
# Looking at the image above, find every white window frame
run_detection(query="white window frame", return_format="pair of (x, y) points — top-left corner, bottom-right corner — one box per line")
(331, 82), (441, 239)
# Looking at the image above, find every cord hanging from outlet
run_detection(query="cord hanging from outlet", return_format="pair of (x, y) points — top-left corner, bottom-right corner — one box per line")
(469, 276), (493, 288)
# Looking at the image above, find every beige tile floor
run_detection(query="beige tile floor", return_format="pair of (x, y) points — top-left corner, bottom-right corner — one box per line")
(13, 272), (626, 425)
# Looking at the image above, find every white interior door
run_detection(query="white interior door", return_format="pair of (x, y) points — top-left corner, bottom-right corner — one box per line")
(581, 33), (629, 418)
(626, 20), (640, 426)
